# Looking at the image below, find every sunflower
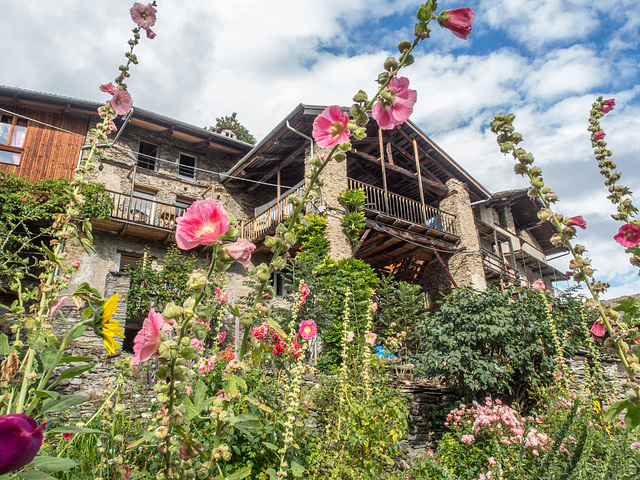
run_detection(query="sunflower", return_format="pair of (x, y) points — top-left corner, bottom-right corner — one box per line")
(92, 293), (125, 355)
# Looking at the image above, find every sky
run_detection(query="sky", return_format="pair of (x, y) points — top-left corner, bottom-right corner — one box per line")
(2, 0), (639, 299)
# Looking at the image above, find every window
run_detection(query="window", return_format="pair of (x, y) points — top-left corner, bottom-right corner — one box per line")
(130, 186), (156, 222)
(178, 153), (196, 180)
(0, 115), (28, 165)
(271, 271), (291, 296)
(137, 141), (158, 171)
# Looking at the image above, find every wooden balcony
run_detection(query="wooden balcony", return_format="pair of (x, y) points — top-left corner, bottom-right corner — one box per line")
(241, 182), (306, 242)
(347, 178), (457, 237)
(91, 190), (187, 242)
(481, 248), (519, 286)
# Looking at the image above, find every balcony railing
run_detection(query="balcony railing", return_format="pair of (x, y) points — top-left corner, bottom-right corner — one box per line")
(347, 178), (457, 236)
(106, 190), (187, 230)
(241, 183), (306, 241)
(481, 248), (519, 284)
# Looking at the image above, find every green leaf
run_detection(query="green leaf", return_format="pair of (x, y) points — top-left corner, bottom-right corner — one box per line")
(41, 394), (86, 414)
(67, 325), (87, 342)
(0, 333), (14, 355)
(182, 380), (216, 421)
(245, 396), (273, 413)
(604, 399), (632, 422)
(49, 426), (104, 434)
(32, 390), (60, 400)
(17, 472), (57, 479)
(262, 442), (278, 451)
(27, 456), (81, 472)
(225, 467), (251, 480)
(290, 461), (305, 477)
(59, 356), (93, 363)
(265, 468), (278, 480)
(625, 404), (640, 430)
(51, 364), (95, 385)
(266, 318), (287, 339)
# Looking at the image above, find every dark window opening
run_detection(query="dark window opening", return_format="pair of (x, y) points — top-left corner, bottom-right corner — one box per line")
(137, 141), (158, 171)
(178, 153), (196, 179)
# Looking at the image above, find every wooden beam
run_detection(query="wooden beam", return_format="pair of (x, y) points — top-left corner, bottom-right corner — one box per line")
(159, 127), (175, 138)
(350, 149), (448, 196)
(434, 250), (458, 288)
(193, 140), (210, 148)
(386, 142), (394, 166)
(413, 139), (428, 225)
(356, 235), (392, 257)
(397, 130), (451, 183)
(378, 129), (389, 211)
(353, 228), (372, 256)
(365, 219), (457, 251)
(247, 145), (305, 192)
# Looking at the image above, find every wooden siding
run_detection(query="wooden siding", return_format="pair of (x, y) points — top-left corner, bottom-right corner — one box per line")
(0, 104), (89, 181)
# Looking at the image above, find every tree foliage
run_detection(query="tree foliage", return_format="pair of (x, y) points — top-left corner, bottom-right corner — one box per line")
(414, 286), (590, 406)
(206, 112), (256, 145)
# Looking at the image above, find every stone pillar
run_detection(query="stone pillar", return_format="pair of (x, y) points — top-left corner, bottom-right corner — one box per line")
(306, 146), (352, 260)
(439, 179), (486, 290)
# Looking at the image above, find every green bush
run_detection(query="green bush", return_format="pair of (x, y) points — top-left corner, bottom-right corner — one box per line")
(414, 286), (589, 405)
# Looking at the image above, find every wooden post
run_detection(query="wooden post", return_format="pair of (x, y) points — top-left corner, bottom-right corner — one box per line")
(378, 128), (389, 212)
(276, 159), (281, 222)
(128, 164), (137, 221)
(413, 139), (428, 226)
(434, 250), (458, 288)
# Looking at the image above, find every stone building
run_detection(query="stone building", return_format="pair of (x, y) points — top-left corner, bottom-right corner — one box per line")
(0, 87), (564, 350)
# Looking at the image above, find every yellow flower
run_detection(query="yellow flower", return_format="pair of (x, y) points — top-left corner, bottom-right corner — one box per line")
(94, 294), (124, 355)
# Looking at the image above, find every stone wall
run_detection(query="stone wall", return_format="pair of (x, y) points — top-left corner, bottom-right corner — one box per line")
(439, 179), (486, 291)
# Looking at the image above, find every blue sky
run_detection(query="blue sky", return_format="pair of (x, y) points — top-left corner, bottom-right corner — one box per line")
(1, 0), (639, 298)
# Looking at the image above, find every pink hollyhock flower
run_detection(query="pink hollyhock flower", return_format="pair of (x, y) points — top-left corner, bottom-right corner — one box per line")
(567, 216), (587, 229)
(298, 283), (309, 305)
(215, 287), (228, 303)
(0, 414), (44, 475)
(371, 302), (378, 312)
(593, 131), (606, 141)
(99, 82), (118, 94)
(226, 238), (255, 266)
(190, 338), (204, 350)
(312, 105), (350, 149)
(62, 432), (73, 440)
(365, 332), (377, 345)
(635, 338), (640, 345)
(437, 7), (475, 40)
(614, 223), (640, 247)
(218, 331), (226, 343)
(131, 309), (164, 365)
(372, 77), (417, 130)
(602, 98), (615, 114)
(49, 296), (68, 317)
(532, 280), (546, 290)
(631, 442), (640, 450)
(299, 320), (317, 340)
(110, 90), (133, 116)
(176, 199), (230, 250)
(130, 2), (157, 38)
(589, 320), (606, 337)
(345, 331), (354, 342)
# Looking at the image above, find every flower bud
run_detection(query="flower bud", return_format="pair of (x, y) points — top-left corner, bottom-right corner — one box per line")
(537, 208), (552, 220)
(334, 152), (346, 163)
(384, 57), (399, 72)
(240, 314), (252, 327)
(163, 302), (183, 320)
(398, 39), (412, 52)
(339, 141), (351, 152)
(183, 297), (196, 310)
(154, 426), (169, 439)
(352, 90), (368, 103)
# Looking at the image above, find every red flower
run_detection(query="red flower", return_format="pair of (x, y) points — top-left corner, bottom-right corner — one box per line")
(593, 131), (606, 141)
(0, 414), (43, 475)
(312, 105), (350, 149)
(589, 320), (606, 337)
(176, 199), (230, 250)
(62, 432), (74, 440)
(131, 309), (164, 365)
(372, 77), (417, 130)
(614, 223), (640, 247)
(225, 238), (255, 266)
(298, 320), (317, 340)
(601, 98), (615, 114)
(437, 7), (475, 40)
(567, 216), (587, 229)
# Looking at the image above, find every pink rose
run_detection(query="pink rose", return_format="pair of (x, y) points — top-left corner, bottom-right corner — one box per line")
(176, 199), (230, 250)
(225, 238), (255, 266)
(437, 7), (475, 40)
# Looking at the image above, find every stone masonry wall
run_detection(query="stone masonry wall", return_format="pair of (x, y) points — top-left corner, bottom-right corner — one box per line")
(439, 179), (486, 291)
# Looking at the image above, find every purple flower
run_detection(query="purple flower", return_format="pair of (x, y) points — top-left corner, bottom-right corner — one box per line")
(0, 414), (44, 475)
